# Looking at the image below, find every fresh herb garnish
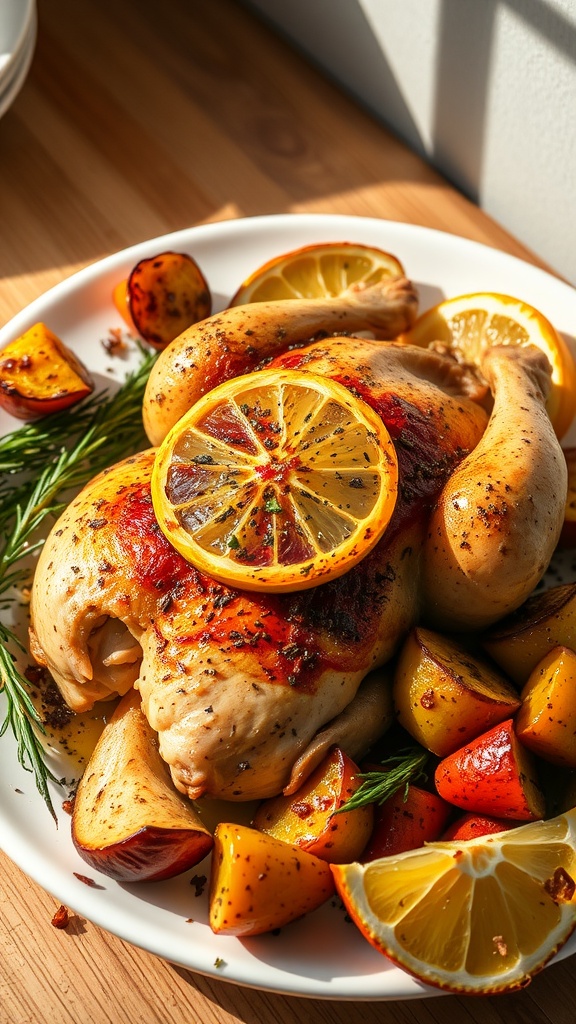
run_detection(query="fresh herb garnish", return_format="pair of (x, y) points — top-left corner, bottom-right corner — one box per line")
(264, 496), (282, 514)
(337, 746), (429, 813)
(0, 389), (110, 478)
(0, 346), (157, 819)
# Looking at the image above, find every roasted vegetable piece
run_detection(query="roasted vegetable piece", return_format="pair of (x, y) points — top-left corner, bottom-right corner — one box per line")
(392, 627), (521, 757)
(113, 251), (211, 349)
(0, 322), (94, 419)
(362, 783), (452, 860)
(72, 689), (213, 882)
(441, 812), (516, 841)
(515, 645), (576, 767)
(559, 448), (576, 546)
(434, 718), (545, 821)
(483, 583), (576, 685)
(209, 823), (335, 936)
(252, 746), (373, 863)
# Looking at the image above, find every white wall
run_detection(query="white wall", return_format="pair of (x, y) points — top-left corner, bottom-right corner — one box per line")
(245, 0), (576, 285)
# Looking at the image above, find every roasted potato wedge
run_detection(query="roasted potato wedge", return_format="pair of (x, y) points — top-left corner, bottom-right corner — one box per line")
(483, 583), (576, 685)
(0, 323), (93, 419)
(392, 627), (521, 756)
(209, 823), (335, 936)
(72, 689), (213, 881)
(515, 645), (576, 767)
(252, 746), (373, 863)
(114, 251), (211, 348)
(434, 718), (545, 821)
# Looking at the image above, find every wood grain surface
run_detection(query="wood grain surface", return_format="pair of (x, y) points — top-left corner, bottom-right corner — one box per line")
(0, 1), (573, 1022)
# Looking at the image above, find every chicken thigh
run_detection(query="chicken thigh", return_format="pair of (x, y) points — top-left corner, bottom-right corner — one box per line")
(29, 300), (567, 802)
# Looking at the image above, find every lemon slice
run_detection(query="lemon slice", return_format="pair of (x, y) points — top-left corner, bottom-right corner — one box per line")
(228, 242), (405, 305)
(151, 368), (398, 592)
(332, 808), (576, 994)
(398, 292), (576, 439)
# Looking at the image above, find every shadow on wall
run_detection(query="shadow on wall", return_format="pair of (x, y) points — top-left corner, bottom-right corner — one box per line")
(242, 0), (424, 155)
(243, 0), (576, 282)
(432, 0), (576, 203)
(246, 0), (576, 203)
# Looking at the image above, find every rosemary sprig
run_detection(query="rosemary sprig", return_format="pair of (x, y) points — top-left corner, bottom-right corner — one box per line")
(0, 388), (109, 477)
(0, 346), (157, 819)
(0, 627), (60, 818)
(337, 746), (430, 813)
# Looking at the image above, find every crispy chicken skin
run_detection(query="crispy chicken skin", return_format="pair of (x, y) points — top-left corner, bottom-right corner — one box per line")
(143, 276), (419, 446)
(422, 345), (567, 628)
(30, 337), (492, 801)
(29, 277), (567, 803)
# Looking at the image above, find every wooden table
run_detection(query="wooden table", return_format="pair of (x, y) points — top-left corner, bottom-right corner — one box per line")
(0, 1), (573, 1022)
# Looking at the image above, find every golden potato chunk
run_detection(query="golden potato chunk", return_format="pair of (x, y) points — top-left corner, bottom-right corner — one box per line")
(393, 627), (521, 756)
(252, 746), (373, 864)
(516, 645), (576, 767)
(209, 823), (334, 936)
(0, 322), (93, 419)
(483, 583), (576, 685)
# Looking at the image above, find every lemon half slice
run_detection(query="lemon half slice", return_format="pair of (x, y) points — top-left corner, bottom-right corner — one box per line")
(399, 292), (576, 438)
(229, 242), (405, 305)
(151, 368), (398, 592)
(332, 807), (576, 994)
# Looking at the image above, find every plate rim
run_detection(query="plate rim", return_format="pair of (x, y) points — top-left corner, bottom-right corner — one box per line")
(0, 4), (36, 120)
(0, 0), (35, 77)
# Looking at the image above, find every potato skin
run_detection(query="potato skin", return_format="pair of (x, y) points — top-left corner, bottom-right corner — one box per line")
(209, 823), (335, 936)
(516, 645), (576, 767)
(72, 690), (213, 882)
(362, 784), (451, 860)
(122, 251), (211, 349)
(0, 322), (93, 419)
(393, 627), (521, 757)
(434, 719), (545, 821)
(483, 583), (576, 685)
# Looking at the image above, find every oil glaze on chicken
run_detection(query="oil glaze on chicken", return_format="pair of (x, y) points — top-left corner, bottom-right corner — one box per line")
(29, 274), (567, 802)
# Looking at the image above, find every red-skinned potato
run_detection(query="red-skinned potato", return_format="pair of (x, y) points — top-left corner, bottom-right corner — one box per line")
(210, 822), (335, 936)
(362, 783), (452, 860)
(440, 812), (516, 841)
(72, 689), (213, 881)
(434, 718), (545, 821)
(113, 251), (211, 348)
(559, 448), (576, 547)
(252, 746), (373, 863)
(515, 645), (576, 767)
(0, 323), (93, 419)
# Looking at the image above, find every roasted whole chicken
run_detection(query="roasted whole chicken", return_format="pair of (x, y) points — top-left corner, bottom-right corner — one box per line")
(29, 275), (567, 802)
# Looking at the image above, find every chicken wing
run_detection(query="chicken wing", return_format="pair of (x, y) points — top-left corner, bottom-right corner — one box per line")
(143, 275), (419, 445)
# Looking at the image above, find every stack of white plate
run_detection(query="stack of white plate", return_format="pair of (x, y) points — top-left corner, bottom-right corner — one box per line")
(0, 0), (36, 120)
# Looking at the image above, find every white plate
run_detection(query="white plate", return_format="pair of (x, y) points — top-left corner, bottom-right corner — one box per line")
(0, 4), (36, 120)
(0, 0), (35, 80)
(1, 213), (576, 1002)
